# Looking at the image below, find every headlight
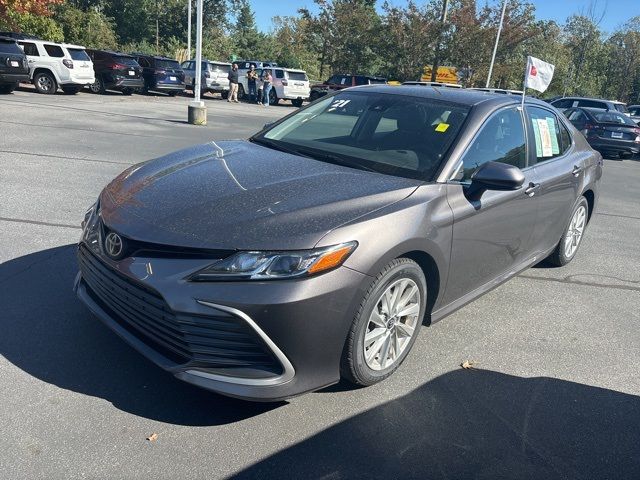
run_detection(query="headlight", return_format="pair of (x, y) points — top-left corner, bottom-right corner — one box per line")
(189, 241), (357, 281)
(81, 199), (99, 231)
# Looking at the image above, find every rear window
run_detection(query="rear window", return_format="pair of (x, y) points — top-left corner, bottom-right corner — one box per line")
(577, 99), (606, 109)
(614, 103), (629, 114)
(0, 40), (22, 54)
(113, 55), (138, 66)
(43, 44), (65, 57)
(287, 71), (308, 81)
(211, 63), (230, 73)
(593, 111), (636, 125)
(68, 48), (90, 61)
(156, 59), (180, 69)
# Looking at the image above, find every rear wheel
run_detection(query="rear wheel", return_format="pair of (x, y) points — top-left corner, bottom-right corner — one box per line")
(62, 85), (81, 95)
(89, 76), (106, 94)
(341, 258), (426, 386)
(220, 90), (229, 100)
(0, 83), (17, 94)
(34, 71), (57, 94)
(269, 88), (278, 105)
(546, 196), (589, 267)
(237, 84), (245, 100)
(292, 98), (303, 108)
(121, 88), (133, 96)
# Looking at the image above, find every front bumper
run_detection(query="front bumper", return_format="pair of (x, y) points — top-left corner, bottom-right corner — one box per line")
(74, 243), (368, 401)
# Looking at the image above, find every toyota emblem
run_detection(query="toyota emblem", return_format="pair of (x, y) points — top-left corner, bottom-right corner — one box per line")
(104, 232), (124, 259)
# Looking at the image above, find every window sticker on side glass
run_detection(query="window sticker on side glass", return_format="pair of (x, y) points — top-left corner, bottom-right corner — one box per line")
(531, 119), (542, 156)
(546, 117), (560, 155)
(536, 119), (553, 157)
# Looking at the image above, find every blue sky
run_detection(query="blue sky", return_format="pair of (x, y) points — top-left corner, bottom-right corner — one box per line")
(251, 0), (636, 34)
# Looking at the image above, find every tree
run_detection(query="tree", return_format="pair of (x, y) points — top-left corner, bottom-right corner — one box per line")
(0, 0), (63, 33)
(231, 0), (263, 59)
(53, 4), (118, 49)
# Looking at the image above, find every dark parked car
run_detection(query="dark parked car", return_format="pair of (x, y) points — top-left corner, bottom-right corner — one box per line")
(131, 54), (185, 96)
(551, 96), (629, 115)
(564, 107), (640, 158)
(310, 74), (386, 101)
(628, 105), (640, 125)
(75, 86), (601, 401)
(86, 49), (143, 95)
(0, 36), (29, 93)
(0, 31), (40, 40)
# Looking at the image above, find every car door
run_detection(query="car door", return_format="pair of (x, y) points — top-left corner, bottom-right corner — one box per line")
(443, 106), (537, 305)
(525, 105), (581, 255)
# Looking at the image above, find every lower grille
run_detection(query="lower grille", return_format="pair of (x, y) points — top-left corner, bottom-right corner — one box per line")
(78, 245), (282, 378)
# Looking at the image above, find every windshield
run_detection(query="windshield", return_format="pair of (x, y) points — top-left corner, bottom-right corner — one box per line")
(255, 91), (469, 180)
(593, 111), (636, 125)
(113, 55), (138, 66)
(68, 48), (90, 61)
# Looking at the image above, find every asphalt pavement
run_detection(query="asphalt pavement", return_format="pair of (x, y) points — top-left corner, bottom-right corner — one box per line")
(1, 89), (639, 479)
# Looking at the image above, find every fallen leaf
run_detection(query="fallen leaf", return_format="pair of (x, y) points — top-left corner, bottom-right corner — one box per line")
(461, 360), (478, 370)
(146, 433), (159, 442)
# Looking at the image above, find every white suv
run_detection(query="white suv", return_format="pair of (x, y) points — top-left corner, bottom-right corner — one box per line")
(17, 39), (94, 94)
(239, 67), (310, 107)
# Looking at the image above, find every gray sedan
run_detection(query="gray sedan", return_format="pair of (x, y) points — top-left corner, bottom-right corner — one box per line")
(75, 86), (602, 401)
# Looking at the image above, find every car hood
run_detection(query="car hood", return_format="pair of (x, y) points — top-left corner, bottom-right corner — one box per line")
(99, 140), (421, 250)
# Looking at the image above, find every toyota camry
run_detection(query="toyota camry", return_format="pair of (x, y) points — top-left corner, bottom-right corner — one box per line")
(75, 85), (602, 401)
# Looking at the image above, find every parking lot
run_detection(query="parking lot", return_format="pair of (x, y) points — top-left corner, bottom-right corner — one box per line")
(1, 89), (639, 479)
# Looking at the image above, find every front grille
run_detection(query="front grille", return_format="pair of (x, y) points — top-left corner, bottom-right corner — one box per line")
(78, 245), (282, 378)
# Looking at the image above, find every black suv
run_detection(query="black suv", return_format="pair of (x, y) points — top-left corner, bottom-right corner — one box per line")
(86, 50), (143, 95)
(131, 54), (185, 96)
(0, 36), (29, 94)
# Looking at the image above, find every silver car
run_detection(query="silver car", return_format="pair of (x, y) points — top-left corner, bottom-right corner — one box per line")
(181, 59), (231, 98)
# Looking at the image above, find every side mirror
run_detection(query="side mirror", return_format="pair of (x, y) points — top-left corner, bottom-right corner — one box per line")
(263, 122), (274, 130)
(469, 161), (525, 196)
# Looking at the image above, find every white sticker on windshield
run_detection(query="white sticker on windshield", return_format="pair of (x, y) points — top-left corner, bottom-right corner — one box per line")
(327, 99), (351, 112)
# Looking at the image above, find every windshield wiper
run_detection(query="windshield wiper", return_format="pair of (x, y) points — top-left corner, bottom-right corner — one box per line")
(250, 137), (313, 158)
(294, 149), (380, 173)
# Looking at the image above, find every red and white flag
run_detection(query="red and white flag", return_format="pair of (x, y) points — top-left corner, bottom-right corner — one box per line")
(524, 56), (555, 93)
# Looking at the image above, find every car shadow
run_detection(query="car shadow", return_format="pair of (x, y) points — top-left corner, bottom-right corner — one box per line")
(0, 245), (281, 426)
(236, 369), (640, 480)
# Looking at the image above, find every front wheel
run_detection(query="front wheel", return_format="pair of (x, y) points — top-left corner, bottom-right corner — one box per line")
(220, 90), (229, 100)
(546, 196), (589, 266)
(237, 84), (245, 100)
(62, 85), (81, 95)
(121, 88), (133, 96)
(269, 88), (278, 105)
(341, 258), (426, 386)
(89, 76), (105, 94)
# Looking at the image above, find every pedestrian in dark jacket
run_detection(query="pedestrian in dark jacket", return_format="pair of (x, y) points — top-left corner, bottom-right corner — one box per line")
(228, 63), (239, 103)
(247, 64), (258, 103)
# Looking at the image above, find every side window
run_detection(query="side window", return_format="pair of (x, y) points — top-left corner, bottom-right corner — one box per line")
(43, 44), (64, 57)
(577, 100), (605, 109)
(327, 75), (339, 84)
(275, 69), (284, 79)
(553, 99), (572, 109)
(138, 57), (149, 68)
(455, 107), (526, 183)
(354, 76), (368, 86)
(527, 106), (569, 163)
(20, 42), (39, 56)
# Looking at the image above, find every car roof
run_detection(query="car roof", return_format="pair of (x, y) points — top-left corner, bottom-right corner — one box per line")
(354, 84), (546, 108)
(556, 96), (625, 105)
(87, 49), (134, 56)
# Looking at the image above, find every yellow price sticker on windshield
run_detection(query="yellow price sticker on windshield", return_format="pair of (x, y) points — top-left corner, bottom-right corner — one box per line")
(435, 123), (450, 132)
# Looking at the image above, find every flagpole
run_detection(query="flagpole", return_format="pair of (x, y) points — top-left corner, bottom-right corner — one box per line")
(486, 0), (507, 88)
(521, 56), (528, 110)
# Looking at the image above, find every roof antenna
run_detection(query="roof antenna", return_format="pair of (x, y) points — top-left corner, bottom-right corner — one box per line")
(210, 140), (224, 158)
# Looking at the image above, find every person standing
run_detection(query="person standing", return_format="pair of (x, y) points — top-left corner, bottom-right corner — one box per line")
(228, 63), (239, 103)
(247, 64), (258, 103)
(261, 69), (273, 107)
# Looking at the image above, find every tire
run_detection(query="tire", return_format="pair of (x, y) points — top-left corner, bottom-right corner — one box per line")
(237, 84), (245, 100)
(89, 76), (106, 94)
(269, 88), (278, 105)
(546, 196), (589, 267)
(221, 90), (229, 100)
(310, 90), (320, 102)
(292, 98), (303, 108)
(341, 258), (426, 386)
(167, 91), (178, 97)
(121, 88), (133, 96)
(62, 85), (81, 95)
(34, 71), (57, 94)
(0, 83), (17, 94)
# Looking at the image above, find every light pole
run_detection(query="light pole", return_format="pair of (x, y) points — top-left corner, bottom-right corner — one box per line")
(187, 0), (192, 58)
(486, 0), (507, 88)
(188, 0), (206, 125)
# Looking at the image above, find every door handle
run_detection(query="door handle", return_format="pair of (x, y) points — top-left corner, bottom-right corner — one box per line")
(572, 165), (582, 177)
(525, 182), (541, 197)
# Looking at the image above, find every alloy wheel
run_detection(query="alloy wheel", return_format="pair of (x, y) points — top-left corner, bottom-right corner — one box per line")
(37, 75), (53, 93)
(364, 278), (421, 371)
(564, 204), (587, 258)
